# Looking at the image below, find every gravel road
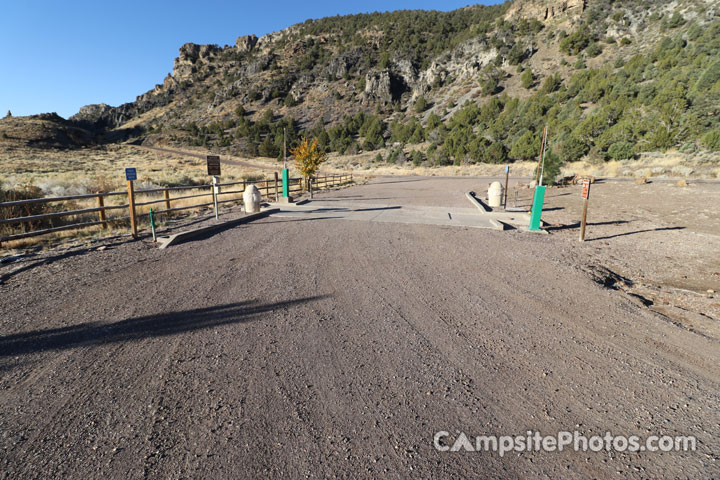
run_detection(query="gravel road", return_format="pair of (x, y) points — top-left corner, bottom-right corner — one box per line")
(1, 177), (718, 479)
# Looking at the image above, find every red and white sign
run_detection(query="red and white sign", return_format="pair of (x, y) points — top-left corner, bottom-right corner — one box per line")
(581, 179), (591, 199)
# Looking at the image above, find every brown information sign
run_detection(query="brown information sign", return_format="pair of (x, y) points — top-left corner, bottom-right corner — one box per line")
(206, 155), (221, 176)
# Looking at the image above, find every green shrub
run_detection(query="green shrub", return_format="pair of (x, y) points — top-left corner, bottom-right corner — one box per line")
(701, 130), (720, 151)
(666, 13), (685, 28)
(559, 135), (589, 162)
(412, 150), (424, 166)
(480, 75), (499, 96)
(510, 131), (541, 160)
(284, 94), (297, 107)
(695, 60), (720, 92)
(521, 69), (534, 89)
(586, 42), (602, 57)
(507, 43), (525, 65)
(540, 149), (563, 185)
(414, 96), (429, 113)
(540, 73), (562, 94)
(607, 141), (635, 160)
(560, 27), (593, 55)
(483, 142), (508, 164)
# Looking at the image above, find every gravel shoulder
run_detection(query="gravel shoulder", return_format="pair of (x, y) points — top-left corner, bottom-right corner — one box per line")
(0, 176), (718, 478)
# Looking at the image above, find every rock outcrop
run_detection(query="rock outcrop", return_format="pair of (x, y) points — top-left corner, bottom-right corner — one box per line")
(505, 0), (585, 22)
(172, 43), (221, 80)
(235, 34), (258, 53)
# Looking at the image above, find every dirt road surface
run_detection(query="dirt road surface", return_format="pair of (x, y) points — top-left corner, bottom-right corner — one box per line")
(1, 177), (718, 478)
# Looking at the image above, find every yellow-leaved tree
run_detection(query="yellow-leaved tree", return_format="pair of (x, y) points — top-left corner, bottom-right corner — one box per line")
(290, 137), (327, 192)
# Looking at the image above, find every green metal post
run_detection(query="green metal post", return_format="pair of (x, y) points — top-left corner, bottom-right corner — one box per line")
(282, 168), (289, 198)
(149, 208), (157, 242)
(528, 186), (546, 231)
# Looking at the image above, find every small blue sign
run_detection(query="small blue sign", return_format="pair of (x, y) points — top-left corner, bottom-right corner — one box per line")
(505, 165), (510, 173)
(125, 168), (137, 181)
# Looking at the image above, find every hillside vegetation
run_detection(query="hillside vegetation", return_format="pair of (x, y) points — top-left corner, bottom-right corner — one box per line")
(3, 0), (720, 179)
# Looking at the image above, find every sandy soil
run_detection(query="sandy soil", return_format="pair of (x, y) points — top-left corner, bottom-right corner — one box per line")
(0, 177), (718, 478)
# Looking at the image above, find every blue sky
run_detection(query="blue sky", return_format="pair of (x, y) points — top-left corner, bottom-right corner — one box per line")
(0, 1), (502, 119)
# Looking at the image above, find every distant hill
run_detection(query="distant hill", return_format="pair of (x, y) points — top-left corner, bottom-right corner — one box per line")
(0, 113), (94, 149)
(5, 0), (720, 167)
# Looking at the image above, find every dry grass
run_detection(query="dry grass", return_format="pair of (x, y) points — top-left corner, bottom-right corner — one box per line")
(326, 147), (720, 179)
(0, 144), (271, 194)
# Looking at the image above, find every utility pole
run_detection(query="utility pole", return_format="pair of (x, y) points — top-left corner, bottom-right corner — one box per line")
(535, 125), (548, 186)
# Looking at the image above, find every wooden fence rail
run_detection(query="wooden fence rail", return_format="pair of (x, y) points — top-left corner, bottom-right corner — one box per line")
(0, 173), (353, 247)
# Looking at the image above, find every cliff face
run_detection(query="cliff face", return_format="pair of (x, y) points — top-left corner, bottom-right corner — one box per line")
(62, 0), (719, 163)
(70, 0), (595, 135)
(504, 0), (585, 22)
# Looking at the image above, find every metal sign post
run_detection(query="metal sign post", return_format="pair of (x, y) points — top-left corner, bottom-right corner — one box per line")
(149, 208), (157, 242)
(579, 179), (591, 242)
(282, 128), (289, 198)
(503, 165), (510, 208)
(212, 176), (220, 220)
(125, 168), (138, 238)
(206, 156), (221, 219)
(535, 126), (548, 185)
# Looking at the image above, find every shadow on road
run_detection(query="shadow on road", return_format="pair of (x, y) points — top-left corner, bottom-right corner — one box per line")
(545, 220), (631, 231)
(0, 296), (327, 358)
(0, 238), (128, 284)
(369, 178), (429, 185)
(309, 197), (394, 202)
(588, 226), (685, 241)
(261, 216), (344, 224)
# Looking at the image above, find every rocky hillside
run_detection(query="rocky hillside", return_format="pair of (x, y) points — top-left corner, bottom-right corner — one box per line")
(14, 0), (720, 171)
(0, 113), (95, 149)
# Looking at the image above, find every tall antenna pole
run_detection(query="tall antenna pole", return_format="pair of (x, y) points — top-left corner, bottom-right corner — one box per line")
(537, 125), (548, 186)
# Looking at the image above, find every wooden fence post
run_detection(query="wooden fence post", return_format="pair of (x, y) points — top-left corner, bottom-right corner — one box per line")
(127, 180), (138, 238)
(97, 194), (107, 228)
(163, 189), (171, 211)
(274, 172), (279, 202)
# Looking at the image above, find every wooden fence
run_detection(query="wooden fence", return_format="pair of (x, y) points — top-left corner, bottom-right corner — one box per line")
(0, 173), (353, 247)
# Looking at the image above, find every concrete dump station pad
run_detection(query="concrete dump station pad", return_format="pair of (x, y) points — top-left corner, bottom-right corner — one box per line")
(270, 176), (533, 230)
(273, 202), (507, 229)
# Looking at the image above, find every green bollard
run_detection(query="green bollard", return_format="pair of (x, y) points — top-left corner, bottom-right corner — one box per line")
(282, 168), (289, 198)
(528, 186), (546, 231)
(149, 208), (157, 242)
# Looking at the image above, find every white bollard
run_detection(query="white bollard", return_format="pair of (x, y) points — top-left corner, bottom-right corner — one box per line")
(488, 181), (504, 208)
(243, 184), (262, 213)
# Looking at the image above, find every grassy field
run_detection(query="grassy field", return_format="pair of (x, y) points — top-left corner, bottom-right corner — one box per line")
(0, 144), (272, 194)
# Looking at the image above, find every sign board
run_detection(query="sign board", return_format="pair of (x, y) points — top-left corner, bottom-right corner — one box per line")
(581, 178), (591, 199)
(125, 168), (137, 181)
(505, 165), (509, 174)
(206, 155), (221, 176)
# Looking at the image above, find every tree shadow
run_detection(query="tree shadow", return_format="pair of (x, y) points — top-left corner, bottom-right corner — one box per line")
(354, 206), (402, 212)
(0, 296), (326, 358)
(261, 216), (344, 224)
(369, 178), (429, 185)
(588, 226), (685, 241)
(309, 197), (394, 202)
